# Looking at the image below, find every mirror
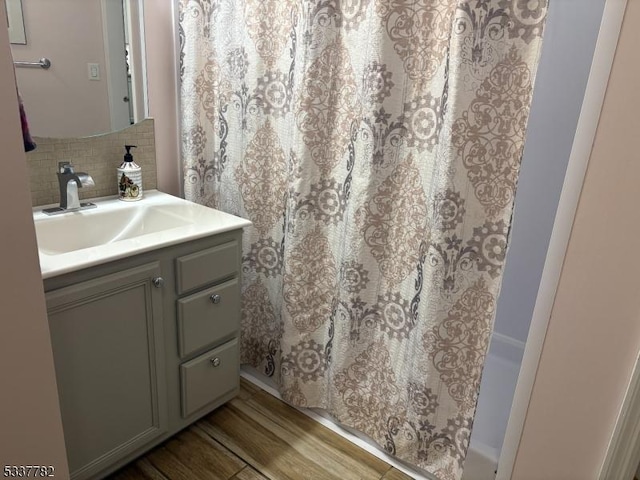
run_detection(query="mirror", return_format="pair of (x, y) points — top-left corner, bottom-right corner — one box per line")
(9, 0), (148, 138)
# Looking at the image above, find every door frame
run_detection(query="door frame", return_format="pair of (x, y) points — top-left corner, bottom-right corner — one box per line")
(101, 0), (131, 131)
(495, 0), (628, 478)
(599, 352), (640, 479)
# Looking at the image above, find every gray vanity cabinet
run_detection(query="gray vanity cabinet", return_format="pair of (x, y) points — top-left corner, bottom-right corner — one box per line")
(46, 263), (167, 480)
(43, 230), (243, 480)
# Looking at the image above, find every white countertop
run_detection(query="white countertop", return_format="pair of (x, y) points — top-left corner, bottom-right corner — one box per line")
(34, 190), (251, 279)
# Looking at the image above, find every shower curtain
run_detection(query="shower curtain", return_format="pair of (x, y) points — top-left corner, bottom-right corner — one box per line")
(179, 1), (547, 478)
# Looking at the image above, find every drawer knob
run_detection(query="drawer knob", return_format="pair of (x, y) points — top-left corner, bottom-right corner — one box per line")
(152, 277), (164, 288)
(210, 357), (221, 367)
(210, 294), (222, 304)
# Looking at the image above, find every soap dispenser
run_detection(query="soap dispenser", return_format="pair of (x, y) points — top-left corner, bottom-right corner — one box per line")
(117, 145), (142, 201)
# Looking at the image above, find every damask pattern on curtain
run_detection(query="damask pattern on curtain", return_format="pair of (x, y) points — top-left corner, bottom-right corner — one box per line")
(179, 1), (547, 478)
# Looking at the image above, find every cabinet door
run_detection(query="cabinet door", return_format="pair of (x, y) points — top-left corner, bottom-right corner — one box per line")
(46, 263), (167, 480)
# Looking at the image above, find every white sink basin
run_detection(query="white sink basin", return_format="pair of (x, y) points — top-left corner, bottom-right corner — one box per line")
(33, 190), (251, 278)
(36, 206), (192, 255)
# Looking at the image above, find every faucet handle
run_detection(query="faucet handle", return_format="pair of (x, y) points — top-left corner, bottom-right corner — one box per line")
(58, 161), (74, 174)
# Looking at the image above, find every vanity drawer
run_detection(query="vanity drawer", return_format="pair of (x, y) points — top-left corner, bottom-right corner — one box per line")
(180, 339), (239, 418)
(175, 240), (239, 294)
(177, 278), (240, 358)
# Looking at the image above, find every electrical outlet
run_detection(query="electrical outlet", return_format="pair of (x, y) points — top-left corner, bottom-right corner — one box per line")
(88, 63), (100, 80)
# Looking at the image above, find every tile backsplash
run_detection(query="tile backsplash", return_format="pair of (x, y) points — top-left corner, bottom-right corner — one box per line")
(27, 118), (157, 207)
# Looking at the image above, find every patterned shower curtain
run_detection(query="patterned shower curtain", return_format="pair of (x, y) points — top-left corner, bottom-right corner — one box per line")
(179, 1), (547, 478)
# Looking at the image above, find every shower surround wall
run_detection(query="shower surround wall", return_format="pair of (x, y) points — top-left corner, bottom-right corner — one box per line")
(26, 118), (157, 207)
(470, 0), (607, 464)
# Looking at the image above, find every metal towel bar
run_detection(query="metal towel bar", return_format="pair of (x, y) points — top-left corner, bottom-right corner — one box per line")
(13, 57), (51, 69)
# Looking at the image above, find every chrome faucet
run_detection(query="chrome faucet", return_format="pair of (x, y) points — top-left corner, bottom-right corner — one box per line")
(43, 162), (97, 215)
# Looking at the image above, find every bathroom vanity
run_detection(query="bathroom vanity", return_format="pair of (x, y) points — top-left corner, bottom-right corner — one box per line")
(34, 191), (251, 480)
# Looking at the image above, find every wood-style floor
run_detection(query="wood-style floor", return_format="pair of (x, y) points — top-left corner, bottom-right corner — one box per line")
(109, 379), (413, 480)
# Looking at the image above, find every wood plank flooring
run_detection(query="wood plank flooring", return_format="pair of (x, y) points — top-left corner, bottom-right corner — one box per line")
(109, 379), (413, 480)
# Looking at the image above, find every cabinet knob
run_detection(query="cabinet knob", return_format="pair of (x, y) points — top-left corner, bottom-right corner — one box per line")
(152, 277), (164, 288)
(210, 294), (221, 304)
(210, 357), (221, 367)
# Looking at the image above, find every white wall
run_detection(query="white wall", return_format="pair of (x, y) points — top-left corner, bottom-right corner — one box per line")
(0, 1), (69, 474)
(11, 0), (112, 137)
(492, 0), (607, 346)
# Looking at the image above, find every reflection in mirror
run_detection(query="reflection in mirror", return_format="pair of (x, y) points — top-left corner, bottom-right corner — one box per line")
(6, 0), (26, 44)
(10, 0), (147, 138)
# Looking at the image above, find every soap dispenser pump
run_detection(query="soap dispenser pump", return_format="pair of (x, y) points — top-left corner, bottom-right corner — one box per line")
(117, 145), (142, 201)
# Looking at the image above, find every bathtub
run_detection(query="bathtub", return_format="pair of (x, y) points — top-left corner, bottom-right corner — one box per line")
(466, 332), (525, 480)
